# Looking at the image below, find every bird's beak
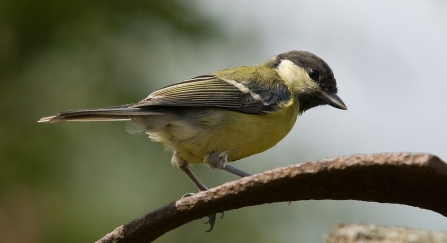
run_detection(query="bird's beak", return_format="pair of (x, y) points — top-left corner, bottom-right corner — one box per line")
(318, 90), (347, 110)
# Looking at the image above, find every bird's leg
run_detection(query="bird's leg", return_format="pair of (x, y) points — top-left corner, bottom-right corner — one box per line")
(206, 152), (252, 178)
(203, 153), (253, 229)
(174, 153), (221, 232)
(178, 163), (208, 192)
(206, 154), (291, 206)
(222, 165), (252, 177)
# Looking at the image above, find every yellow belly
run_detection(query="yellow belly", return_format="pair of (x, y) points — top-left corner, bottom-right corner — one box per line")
(149, 99), (299, 164)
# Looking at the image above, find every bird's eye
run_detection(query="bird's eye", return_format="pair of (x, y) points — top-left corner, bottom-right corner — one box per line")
(308, 69), (319, 80)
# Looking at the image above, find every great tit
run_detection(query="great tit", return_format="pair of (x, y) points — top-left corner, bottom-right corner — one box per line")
(39, 50), (347, 231)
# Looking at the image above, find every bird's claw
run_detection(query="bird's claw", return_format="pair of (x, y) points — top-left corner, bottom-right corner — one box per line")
(181, 192), (225, 232)
(204, 214), (216, 232)
(203, 212), (224, 232)
(181, 193), (195, 199)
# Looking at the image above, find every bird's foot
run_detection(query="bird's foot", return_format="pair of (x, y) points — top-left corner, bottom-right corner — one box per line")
(181, 193), (195, 199)
(203, 212), (224, 232)
(181, 192), (224, 232)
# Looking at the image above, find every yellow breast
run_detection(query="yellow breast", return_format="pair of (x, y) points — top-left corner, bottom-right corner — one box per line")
(149, 97), (299, 164)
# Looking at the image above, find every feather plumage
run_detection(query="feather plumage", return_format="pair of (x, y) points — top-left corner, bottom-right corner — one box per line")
(132, 74), (291, 114)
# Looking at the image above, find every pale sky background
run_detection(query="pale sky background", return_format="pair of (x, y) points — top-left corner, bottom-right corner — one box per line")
(187, 0), (447, 241)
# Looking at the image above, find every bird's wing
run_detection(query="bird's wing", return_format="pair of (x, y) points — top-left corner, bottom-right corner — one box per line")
(132, 75), (291, 114)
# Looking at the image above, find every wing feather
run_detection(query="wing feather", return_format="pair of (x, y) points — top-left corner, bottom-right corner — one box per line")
(131, 75), (291, 114)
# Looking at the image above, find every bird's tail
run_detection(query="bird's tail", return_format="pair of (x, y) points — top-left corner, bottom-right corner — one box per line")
(38, 104), (157, 123)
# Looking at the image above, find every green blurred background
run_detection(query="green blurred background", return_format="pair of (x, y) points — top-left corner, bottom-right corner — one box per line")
(1, 0), (447, 242)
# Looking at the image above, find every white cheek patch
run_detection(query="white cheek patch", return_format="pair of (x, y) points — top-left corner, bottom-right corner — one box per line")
(276, 59), (306, 90)
(276, 60), (303, 83)
(224, 79), (250, 93)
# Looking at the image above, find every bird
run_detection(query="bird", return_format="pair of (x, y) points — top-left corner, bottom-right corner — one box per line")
(38, 50), (347, 231)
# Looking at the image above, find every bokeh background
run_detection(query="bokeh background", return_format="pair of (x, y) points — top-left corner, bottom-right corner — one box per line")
(1, 0), (447, 242)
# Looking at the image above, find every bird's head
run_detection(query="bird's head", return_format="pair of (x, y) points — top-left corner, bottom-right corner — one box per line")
(269, 50), (347, 114)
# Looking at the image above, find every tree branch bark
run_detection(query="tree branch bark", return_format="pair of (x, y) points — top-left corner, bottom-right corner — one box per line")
(96, 152), (447, 243)
(326, 223), (447, 243)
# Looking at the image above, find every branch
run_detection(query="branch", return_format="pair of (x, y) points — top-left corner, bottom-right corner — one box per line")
(97, 153), (447, 243)
(326, 223), (447, 243)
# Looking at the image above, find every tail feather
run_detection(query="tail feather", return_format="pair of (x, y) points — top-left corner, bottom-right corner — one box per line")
(38, 104), (161, 123)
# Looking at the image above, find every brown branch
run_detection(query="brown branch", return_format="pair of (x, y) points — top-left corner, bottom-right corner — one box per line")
(326, 223), (447, 243)
(96, 153), (447, 243)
